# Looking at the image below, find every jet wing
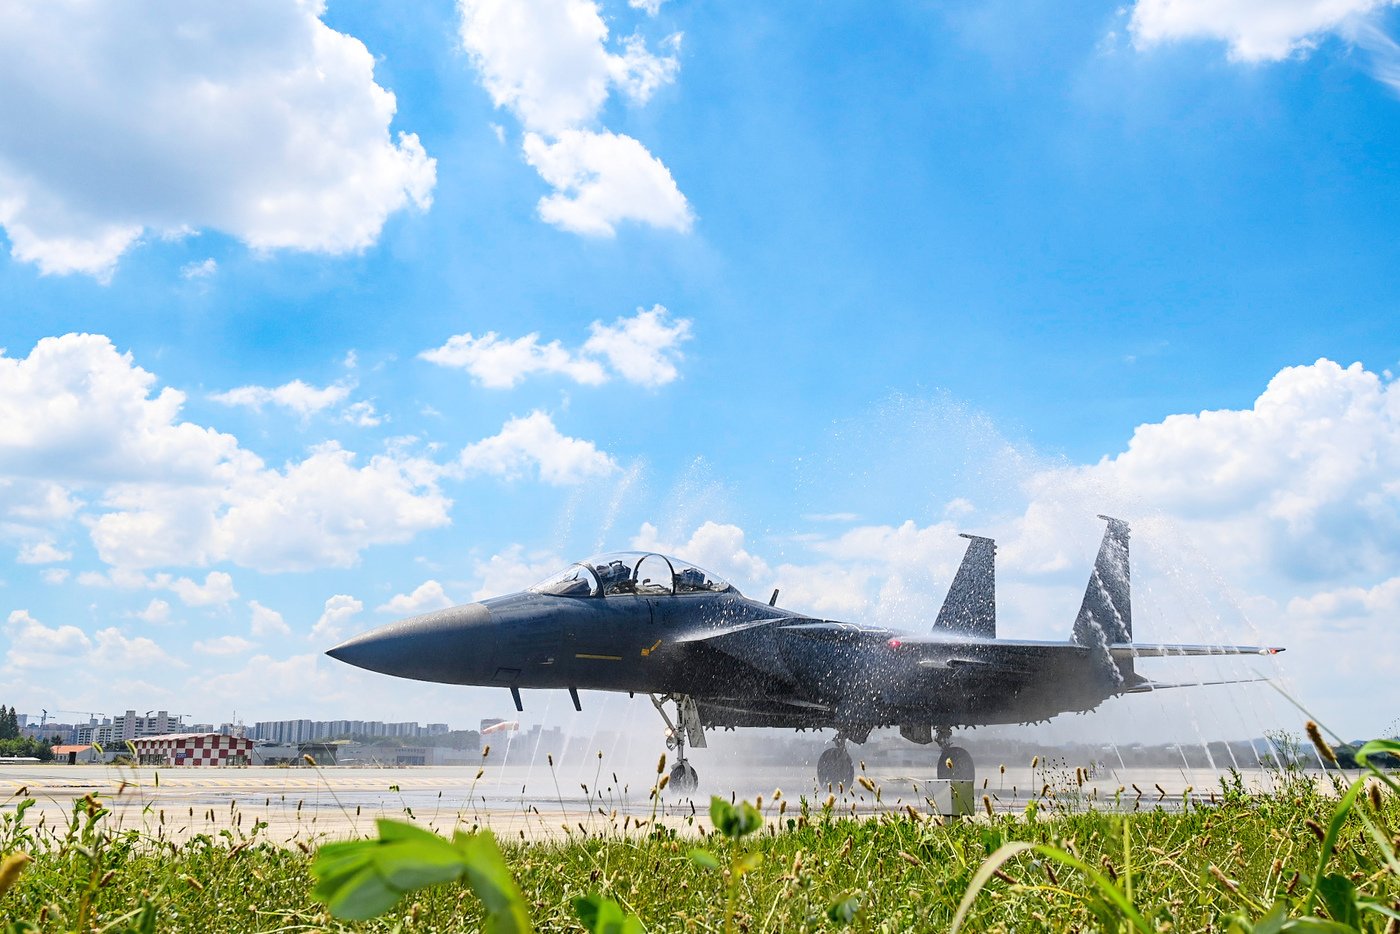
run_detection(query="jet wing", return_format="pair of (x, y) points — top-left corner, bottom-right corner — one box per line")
(884, 634), (1284, 658)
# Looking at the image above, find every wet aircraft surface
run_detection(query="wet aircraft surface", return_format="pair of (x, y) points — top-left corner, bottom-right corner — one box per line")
(329, 518), (1283, 795)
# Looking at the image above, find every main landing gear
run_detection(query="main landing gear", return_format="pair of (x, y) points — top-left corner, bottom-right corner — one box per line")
(934, 725), (975, 784)
(650, 693), (705, 795)
(817, 736), (855, 788)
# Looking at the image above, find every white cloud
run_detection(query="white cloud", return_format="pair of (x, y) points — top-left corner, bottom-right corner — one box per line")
(1058, 359), (1400, 581)
(422, 305), (690, 388)
(4, 609), (181, 671)
(40, 568), (69, 585)
(0, 334), (451, 572)
(169, 571), (238, 607)
(210, 379), (353, 418)
(378, 580), (455, 615)
(92, 626), (184, 669)
(130, 598), (172, 625)
(180, 258), (217, 280)
(460, 411), (617, 485)
(310, 594), (363, 643)
(629, 0), (665, 15)
(4, 609), (91, 669)
(581, 304), (692, 386)
(249, 600), (291, 638)
(421, 332), (607, 389)
(16, 540), (70, 564)
(193, 635), (256, 656)
(458, 0), (689, 235)
(470, 545), (565, 600)
(522, 129), (692, 236)
(1129, 0), (1399, 63)
(342, 401), (383, 427)
(0, 0), (435, 279)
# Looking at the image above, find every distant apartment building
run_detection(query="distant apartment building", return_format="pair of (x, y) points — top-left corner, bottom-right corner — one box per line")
(250, 718), (451, 743)
(76, 710), (186, 746)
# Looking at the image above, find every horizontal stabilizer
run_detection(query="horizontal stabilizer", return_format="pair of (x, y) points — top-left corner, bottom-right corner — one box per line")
(1124, 674), (1273, 693)
(1109, 643), (1285, 658)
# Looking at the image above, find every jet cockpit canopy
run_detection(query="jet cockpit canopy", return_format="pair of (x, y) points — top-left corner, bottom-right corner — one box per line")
(529, 552), (735, 598)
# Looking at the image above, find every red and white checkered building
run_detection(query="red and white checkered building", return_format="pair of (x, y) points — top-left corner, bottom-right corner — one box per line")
(131, 733), (252, 767)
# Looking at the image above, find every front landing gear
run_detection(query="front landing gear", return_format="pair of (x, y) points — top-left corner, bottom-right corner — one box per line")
(650, 694), (705, 795)
(933, 726), (975, 783)
(816, 733), (856, 788)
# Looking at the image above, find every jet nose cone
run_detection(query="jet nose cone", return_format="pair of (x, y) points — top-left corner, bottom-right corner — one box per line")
(326, 603), (495, 684)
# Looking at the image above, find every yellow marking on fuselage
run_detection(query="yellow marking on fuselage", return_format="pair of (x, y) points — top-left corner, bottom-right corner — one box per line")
(640, 639), (663, 657)
(575, 652), (623, 661)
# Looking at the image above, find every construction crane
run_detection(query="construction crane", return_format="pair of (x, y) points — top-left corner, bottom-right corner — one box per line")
(37, 709), (106, 727)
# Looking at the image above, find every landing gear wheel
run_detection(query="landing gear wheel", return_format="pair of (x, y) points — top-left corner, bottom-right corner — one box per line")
(817, 747), (855, 788)
(669, 761), (698, 795)
(936, 745), (975, 783)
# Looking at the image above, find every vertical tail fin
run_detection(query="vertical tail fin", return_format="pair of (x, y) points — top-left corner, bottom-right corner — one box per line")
(933, 534), (996, 638)
(1072, 516), (1132, 656)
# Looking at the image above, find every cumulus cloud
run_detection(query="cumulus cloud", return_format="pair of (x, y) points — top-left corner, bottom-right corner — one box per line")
(522, 128), (691, 237)
(1056, 359), (1400, 581)
(249, 600), (291, 638)
(194, 635), (256, 656)
(168, 571), (238, 607)
(0, 0), (435, 279)
(458, 0), (690, 234)
(310, 594), (363, 643)
(4, 609), (180, 670)
(4, 609), (91, 669)
(130, 598), (172, 625)
(470, 545), (566, 600)
(180, 258), (217, 280)
(0, 334), (451, 572)
(210, 379), (354, 418)
(378, 580), (455, 614)
(460, 411), (618, 485)
(1129, 0), (1400, 64)
(16, 540), (70, 564)
(421, 305), (691, 389)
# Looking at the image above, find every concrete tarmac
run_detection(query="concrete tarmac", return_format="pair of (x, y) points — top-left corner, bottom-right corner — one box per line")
(0, 760), (1291, 845)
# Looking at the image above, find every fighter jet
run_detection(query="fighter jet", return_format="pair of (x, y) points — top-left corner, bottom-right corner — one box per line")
(327, 517), (1282, 793)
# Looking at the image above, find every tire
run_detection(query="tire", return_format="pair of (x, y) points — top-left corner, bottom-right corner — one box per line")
(669, 761), (698, 795)
(817, 747), (855, 788)
(936, 745), (975, 783)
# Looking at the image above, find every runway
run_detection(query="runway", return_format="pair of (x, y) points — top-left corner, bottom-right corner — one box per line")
(0, 760), (1291, 844)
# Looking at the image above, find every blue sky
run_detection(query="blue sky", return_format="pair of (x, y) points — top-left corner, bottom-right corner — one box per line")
(1, 0), (1397, 742)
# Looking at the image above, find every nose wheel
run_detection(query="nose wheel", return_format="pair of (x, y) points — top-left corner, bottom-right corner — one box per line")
(669, 760), (698, 794)
(650, 693), (705, 796)
(816, 734), (855, 788)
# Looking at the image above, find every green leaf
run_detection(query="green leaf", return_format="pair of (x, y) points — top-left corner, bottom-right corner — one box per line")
(311, 820), (531, 930)
(709, 796), (762, 838)
(1252, 902), (1289, 934)
(456, 830), (532, 933)
(709, 797), (733, 833)
(1315, 874), (1358, 929)
(574, 894), (645, 934)
(689, 848), (720, 870)
(826, 895), (861, 926)
(734, 852), (763, 877)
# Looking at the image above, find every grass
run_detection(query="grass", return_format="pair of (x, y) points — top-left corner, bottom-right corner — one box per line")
(0, 739), (1397, 932)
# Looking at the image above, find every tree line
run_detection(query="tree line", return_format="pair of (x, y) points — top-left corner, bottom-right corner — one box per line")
(0, 704), (54, 761)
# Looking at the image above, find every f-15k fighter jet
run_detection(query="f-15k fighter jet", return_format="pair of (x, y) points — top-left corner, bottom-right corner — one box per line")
(327, 517), (1281, 794)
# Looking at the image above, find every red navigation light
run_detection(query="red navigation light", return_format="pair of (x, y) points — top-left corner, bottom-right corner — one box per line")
(887, 638), (902, 649)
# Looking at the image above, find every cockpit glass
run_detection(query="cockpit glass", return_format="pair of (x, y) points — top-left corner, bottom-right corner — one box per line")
(528, 564), (600, 597)
(529, 553), (735, 598)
